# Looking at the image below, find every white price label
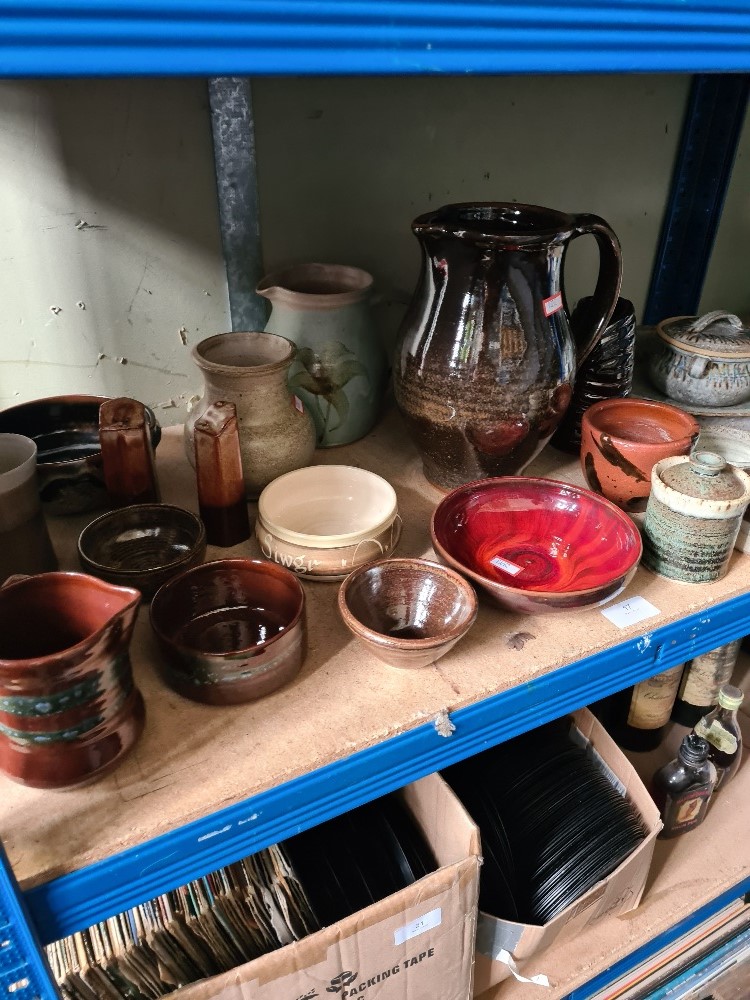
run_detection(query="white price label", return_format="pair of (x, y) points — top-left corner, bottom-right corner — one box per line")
(394, 908), (442, 946)
(601, 596), (660, 629)
(491, 555), (523, 577)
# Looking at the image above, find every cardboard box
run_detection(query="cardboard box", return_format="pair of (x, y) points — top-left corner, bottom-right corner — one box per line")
(472, 708), (662, 995)
(173, 772), (481, 1000)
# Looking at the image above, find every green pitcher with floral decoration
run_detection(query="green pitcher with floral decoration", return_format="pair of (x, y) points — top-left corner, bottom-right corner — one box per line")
(257, 263), (388, 447)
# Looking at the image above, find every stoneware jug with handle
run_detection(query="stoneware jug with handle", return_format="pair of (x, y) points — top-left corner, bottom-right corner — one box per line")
(393, 202), (622, 490)
(257, 263), (388, 448)
(0, 571), (144, 789)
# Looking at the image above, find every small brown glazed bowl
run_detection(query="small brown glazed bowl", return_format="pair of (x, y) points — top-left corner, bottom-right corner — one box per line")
(78, 504), (207, 602)
(150, 558), (306, 705)
(580, 397), (700, 512)
(0, 395), (161, 515)
(338, 558), (478, 668)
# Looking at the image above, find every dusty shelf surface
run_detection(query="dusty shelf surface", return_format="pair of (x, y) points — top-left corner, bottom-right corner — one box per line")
(484, 701), (750, 999)
(5, 412), (750, 890)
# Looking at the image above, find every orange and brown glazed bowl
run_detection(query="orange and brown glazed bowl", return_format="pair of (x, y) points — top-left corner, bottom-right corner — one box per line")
(580, 397), (699, 512)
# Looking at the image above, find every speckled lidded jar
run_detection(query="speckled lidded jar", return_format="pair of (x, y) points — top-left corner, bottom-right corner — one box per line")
(648, 311), (750, 407)
(643, 451), (750, 582)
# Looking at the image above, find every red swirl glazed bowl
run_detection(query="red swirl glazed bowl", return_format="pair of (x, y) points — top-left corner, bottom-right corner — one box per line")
(431, 477), (642, 614)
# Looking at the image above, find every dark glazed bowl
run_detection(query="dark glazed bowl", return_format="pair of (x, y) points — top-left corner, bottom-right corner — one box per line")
(0, 395), (161, 515)
(150, 558), (306, 705)
(431, 478), (642, 615)
(78, 504), (207, 601)
(580, 397), (699, 512)
(338, 558), (478, 668)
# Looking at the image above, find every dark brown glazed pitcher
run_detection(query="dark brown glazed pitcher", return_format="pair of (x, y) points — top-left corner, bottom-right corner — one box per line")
(393, 203), (622, 489)
(0, 572), (144, 789)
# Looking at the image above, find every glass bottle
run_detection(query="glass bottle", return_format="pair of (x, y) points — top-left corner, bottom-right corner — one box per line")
(671, 639), (741, 727)
(604, 664), (684, 751)
(651, 734), (716, 839)
(693, 684), (744, 791)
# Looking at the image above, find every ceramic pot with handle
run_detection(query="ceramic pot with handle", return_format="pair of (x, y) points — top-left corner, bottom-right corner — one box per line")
(647, 311), (750, 408)
(393, 202), (622, 490)
(185, 331), (316, 499)
(257, 263), (389, 448)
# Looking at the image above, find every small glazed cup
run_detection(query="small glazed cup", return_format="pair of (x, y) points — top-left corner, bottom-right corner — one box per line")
(580, 397), (700, 512)
(0, 434), (57, 583)
(150, 558), (306, 705)
(338, 558), (478, 668)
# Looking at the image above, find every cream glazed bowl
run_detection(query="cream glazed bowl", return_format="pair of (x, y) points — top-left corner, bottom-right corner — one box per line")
(256, 464), (401, 580)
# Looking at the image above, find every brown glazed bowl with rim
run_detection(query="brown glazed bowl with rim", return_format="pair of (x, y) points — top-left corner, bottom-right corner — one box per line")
(338, 558), (478, 668)
(0, 394), (161, 515)
(78, 504), (207, 602)
(150, 558), (306, 705)
(580, 397), (700, 512)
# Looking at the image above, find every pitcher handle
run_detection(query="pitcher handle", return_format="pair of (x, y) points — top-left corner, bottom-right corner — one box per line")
(568, 214), (623, 368)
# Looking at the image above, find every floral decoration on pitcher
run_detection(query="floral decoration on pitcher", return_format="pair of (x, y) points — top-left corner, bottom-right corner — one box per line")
(289, 342), (370, 444)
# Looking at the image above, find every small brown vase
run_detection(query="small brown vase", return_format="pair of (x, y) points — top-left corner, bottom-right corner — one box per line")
(99, 397), (160, 507)
(0, 572), (144, 789)
(185, 332), (316, 499)
(193, 401), (251, 547)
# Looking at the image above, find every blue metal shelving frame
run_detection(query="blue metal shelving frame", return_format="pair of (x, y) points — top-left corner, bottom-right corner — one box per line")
(2, 3), (750, 997)
(3, 1), (750, 76)
(644, 73), (750, 325)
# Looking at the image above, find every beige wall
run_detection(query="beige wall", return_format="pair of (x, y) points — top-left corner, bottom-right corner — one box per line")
(252, 74), (691, 347)
(0, 79), (230, 424)
(0, 73), (746, 425)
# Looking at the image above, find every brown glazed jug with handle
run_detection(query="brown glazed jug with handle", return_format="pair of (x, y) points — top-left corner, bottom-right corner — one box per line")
(393, 202), (622, 490)
(0, 571), (144, 789)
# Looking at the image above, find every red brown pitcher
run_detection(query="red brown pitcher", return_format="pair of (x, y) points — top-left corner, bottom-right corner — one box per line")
(393, 203), (622, 489)
(0, 572), (144, 789)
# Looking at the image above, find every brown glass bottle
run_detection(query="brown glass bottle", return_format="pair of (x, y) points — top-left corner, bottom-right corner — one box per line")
(652, 734), (715, 839)
(605, 664), (683, 751)
(693, 684), (744, 791)
(671, 640), (741, 727)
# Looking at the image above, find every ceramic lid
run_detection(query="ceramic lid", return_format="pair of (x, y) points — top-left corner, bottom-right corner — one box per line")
(656, 310), (750, 360)
(659, 451), (747, 501)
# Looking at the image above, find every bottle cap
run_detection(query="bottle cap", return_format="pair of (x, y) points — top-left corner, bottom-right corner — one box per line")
(718, 684), (744, 710)
(678, 732), (710, 765)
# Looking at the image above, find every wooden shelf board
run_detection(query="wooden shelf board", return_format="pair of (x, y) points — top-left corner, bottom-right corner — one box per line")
(5, 412), (750, 892)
